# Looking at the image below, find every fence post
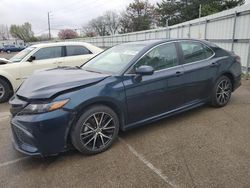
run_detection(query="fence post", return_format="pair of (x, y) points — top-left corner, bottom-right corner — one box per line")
(246, 40), (250, 80)
(231, 11), (238, 51)
(188, 24), (191, 38)
(204, 19), (208, 40)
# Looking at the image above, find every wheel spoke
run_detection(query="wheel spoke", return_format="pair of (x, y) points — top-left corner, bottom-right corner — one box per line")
(85, 123), (95, 131)
(102, 118), (113, 129)
(102, 126), (115, 130)
(99, 132), (112, 140)
(93, 114), (99, 126)
(84, 135), (96, 146)
(100, 134), (105, 147)
(81, 133), (94, 140)
(99, 113), (104, 126)
(81, 130), (94, 136)
(92, 134), (97, 149)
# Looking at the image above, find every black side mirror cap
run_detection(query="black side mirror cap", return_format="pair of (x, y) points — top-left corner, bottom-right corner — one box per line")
(27, 56), (35, 62)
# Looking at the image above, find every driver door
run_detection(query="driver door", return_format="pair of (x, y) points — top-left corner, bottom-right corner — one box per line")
(20, 46), (63, 81)
(123, 42), (185, 125)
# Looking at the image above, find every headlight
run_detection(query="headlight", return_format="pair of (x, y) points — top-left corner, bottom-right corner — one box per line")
(21, 99), (69, 114)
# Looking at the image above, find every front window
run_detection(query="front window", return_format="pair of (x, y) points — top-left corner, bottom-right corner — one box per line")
(82, 44), (146, 74)
(134, 42), (179, 71)
(33, 46), (62, 60)
(9, 47), (35, 62)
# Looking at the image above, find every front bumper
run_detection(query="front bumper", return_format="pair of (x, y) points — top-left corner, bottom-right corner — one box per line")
(11, 109), (73, 156)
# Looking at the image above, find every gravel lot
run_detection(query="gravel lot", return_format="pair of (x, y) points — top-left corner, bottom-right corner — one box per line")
(0, 79), (249, 188)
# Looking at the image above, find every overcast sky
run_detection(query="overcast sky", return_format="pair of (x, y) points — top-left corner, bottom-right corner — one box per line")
(0, 0), (249, 37)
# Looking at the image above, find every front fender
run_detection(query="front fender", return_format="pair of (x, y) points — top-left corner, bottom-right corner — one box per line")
(0, 70), (20, 90)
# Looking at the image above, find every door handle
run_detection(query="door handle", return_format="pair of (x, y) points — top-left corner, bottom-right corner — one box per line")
(175, 71), (184, 76)
(57, 61), (63, 64)
(210, 62), (219, 67)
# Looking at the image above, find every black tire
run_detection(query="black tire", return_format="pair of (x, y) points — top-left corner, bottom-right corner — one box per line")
(71, 105), (119, 155)
(6, 50), (11, 54)
(0, 78), (13, 103)
(211, 76), (232, 107)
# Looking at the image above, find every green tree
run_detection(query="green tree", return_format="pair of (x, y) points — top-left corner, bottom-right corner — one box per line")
(10, 22), (37, 42)
(120, 0), (156, 33)
(157, 0), (245, 27)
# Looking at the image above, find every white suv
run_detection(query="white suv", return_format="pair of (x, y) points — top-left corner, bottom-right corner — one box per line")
(0, 42), (103, 102)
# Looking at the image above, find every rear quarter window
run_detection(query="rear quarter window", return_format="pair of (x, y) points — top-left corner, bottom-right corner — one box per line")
(66, 45), (92, 56)
(180, 41), (214, 64)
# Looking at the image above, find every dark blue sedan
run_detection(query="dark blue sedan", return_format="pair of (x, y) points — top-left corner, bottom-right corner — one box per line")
(9, 39), (241, 156)
(3, 45), (25, 53)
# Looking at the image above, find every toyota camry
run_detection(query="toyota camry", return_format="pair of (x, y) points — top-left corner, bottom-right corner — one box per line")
(9, 39), (241, 156)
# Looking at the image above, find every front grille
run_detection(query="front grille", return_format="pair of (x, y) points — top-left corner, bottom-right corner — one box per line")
(12, 125), (34, 146)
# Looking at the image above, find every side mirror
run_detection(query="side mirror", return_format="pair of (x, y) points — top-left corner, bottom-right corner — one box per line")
(27, 56), (36, 62)
(135, 65), (154, 76)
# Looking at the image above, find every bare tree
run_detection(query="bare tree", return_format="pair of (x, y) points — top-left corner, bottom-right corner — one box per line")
(88, 16), (109, 36)
(0, 25), (9, 40)
(103, 11), (120, 35)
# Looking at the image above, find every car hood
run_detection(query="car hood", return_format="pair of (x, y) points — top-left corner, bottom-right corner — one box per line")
(0, 58), (12, 64)
(17, 67), (110, 100)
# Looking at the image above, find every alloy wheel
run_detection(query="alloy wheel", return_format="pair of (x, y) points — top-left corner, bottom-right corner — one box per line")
(80, 112), (115, 151)
(0, 83), (5, 99)
(216, 79), (231, 105)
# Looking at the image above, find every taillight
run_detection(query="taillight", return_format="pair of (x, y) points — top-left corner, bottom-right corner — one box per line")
(235, 55), (241, 64)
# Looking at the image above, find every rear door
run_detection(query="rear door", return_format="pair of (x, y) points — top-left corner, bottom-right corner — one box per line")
(178, 41), (218, 104)
(20, 46), (63, 80)
(62, 45), (94, 67)
(123, 42), (185, 124)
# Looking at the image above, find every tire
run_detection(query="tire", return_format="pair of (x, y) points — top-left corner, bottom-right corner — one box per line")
(6, 50), (11, 54)
(211, 76), (232, 107)
(71, 105), (119, 155)
(0, 78), (13, 103)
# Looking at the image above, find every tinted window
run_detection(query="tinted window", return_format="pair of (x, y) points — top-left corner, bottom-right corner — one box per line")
(135, 43), (179, 71)
(66, 46), (91, 56)
(33, 46), (62, 60)
(180, 41), (214, 64)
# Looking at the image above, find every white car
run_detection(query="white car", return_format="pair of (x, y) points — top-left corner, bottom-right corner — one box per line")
(0, 42), (103, 102)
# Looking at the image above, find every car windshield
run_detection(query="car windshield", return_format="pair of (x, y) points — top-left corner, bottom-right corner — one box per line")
(9, 47), (35, 62)
(82, 44), (146, 74)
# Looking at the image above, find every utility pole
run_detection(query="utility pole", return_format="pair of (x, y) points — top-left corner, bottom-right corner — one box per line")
(198, 4), (202, 38)
(48, 12), (51, 40)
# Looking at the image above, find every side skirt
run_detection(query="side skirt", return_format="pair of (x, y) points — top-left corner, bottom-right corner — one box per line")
(123, 100), (207, 131)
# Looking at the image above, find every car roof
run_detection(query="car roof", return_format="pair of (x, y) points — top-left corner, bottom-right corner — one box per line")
(122, 38), (212, 47)
(31, 41), (94, 48)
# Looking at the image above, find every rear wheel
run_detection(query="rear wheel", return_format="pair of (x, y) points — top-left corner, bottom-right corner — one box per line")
(0, 78), (13, 103)
(71, 105), (119, 155)
(211, 76), (232, 107)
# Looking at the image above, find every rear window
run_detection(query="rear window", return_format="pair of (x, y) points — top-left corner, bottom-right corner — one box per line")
(180, 41), (214, 64)
(66, 45), (92, 56)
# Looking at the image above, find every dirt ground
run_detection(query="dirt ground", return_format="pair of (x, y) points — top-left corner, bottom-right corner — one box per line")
(0, 79), (249, 188)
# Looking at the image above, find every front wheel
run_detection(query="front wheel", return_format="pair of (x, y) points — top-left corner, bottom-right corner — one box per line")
(211, 76), (232, 107)
(71, 105), (119, 155)
(0, 78), (12, 103)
